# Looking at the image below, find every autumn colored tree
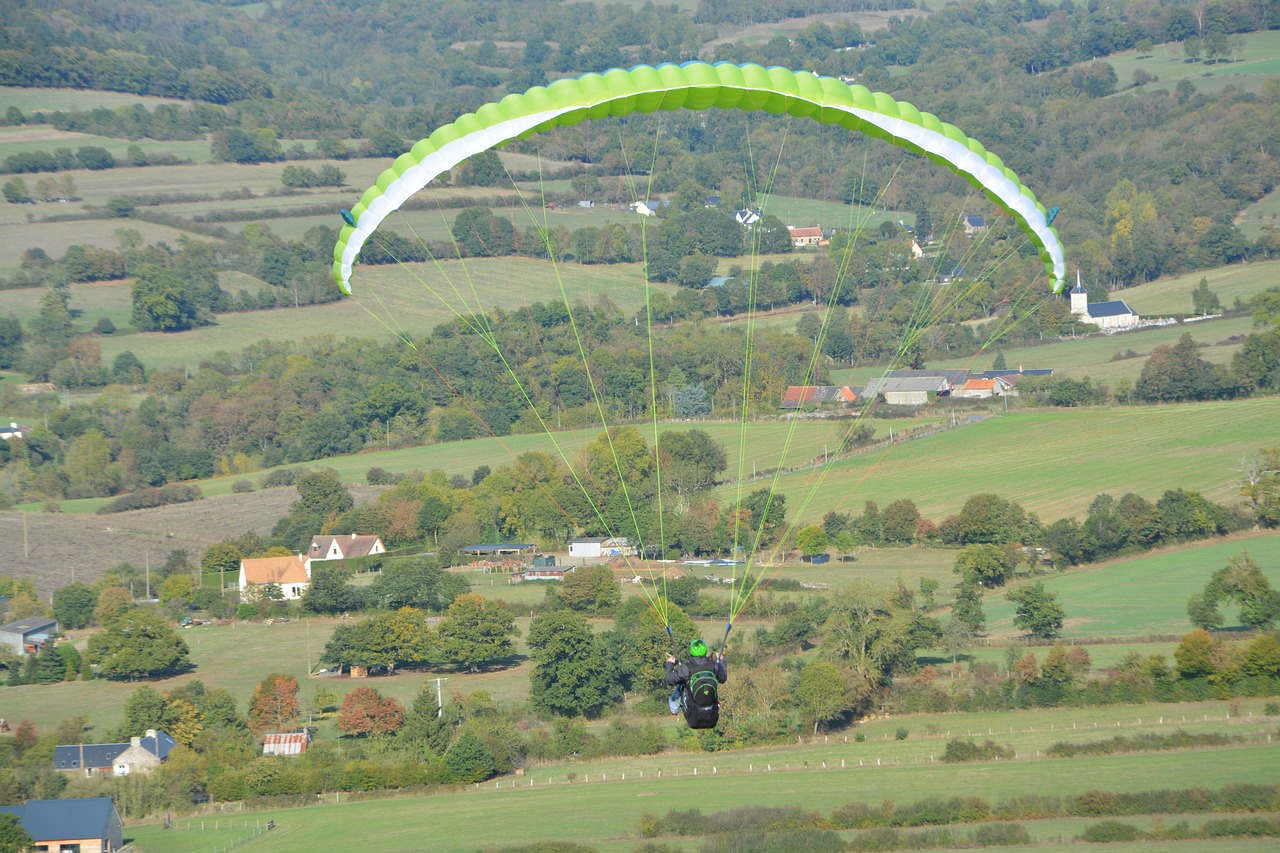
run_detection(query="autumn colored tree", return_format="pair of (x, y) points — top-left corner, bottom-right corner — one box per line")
(248, 673), (299, 736)
(337, 686), (405, 737)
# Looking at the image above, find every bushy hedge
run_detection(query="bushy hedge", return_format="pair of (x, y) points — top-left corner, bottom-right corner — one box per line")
(940, 738), (1015, 763)
(1080, 820), (1148, 842)
(1047, 729), (1242, 758)
(96, 483), (201, 513)
(701, 828), (845, 853)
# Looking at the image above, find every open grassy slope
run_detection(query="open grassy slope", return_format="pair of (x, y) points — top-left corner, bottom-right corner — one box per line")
(754, 396), (1280, 524)
(1097, 30), (1280, 96)
(122, 737), (1280, 852)
(984, 531), (1280, 639)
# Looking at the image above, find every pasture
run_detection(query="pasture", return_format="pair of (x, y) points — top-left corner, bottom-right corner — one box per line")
(1238, 187), (1280, 240)
(121, 736), (1280, 852)
(984, 531), (1280, 639)
(755, 396), (1280, 523)
(1098, 30), (1280, 95)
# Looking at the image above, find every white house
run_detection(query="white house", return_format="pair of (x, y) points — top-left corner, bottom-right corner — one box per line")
(309, 534), (386, 562)
(1070, 272), (1139, 331)
(239, 554), (311, 599)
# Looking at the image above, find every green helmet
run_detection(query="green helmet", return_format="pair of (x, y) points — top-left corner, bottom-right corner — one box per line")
(690, 639), (708, 657)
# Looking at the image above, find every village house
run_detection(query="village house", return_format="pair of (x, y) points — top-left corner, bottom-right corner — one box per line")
(1070, 272), (1140, 331)
(54, 730), (177, 777)
(787, 226), (826, 247)
(780, 385), (858, 411)
(309, 533), (386, 562)
(238, 554), (311, 599)
(961, 212), (988, 235)
(0, 797), (125, 853)
(0, 420), (31, 440)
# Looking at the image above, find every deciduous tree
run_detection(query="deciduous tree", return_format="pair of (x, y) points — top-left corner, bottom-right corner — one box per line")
(1007, 582), (1066, 640)
(248, 673), (299, 736)
(85, 607), (190, 680)
(337, 686), (404, 737)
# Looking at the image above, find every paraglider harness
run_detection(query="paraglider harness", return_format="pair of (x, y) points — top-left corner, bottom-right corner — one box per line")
(667, 626), (730, 729)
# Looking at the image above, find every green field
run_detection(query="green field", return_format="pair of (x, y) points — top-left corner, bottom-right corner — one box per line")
(984, 532), (1280, 639)
(1099, 30), (1280, 95)
(121, 737), (1280, 852)
(0, 87), (190, 112)
(1238, 187), (1280, 239)
(757, 396), (1280, 523)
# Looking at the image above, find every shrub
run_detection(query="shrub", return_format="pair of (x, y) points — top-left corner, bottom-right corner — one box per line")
(1203, 817), (1280, 838)
(702, 829), (844, 853)
(232, 480), (254, 493)
(1265, 701), (1280, 715)
(848, 827), (902, 852)
(890, 797), (990, 827)
(261, 468), (305, 488)
(972, 823), (1030, 846)
(894, 727), (909, 740)
(366, 466), (402, 485)
(96, 483), (201, 513)
(831, 802), (876, 829)
(1080, 821), (1147, 842)
(940, 738), (1014, 763)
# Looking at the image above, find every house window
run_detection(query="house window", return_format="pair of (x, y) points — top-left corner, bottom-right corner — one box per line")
(58, 845), (83, 853)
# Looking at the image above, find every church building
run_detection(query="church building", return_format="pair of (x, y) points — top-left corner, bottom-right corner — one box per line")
(1070, 272), (1139, 331)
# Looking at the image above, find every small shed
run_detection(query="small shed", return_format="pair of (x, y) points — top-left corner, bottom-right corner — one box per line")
(0, 616), (59, 656)
(263, 732), (310, 756)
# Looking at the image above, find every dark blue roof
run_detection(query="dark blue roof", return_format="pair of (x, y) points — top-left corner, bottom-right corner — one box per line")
(1089, 300), (1135, 317)
(464, 543), (534, 552)
(55, 729), (176, 769)
(55, 743), (127, 770)
(979, 369), (1053, 378)
(0, 797), (120, 842)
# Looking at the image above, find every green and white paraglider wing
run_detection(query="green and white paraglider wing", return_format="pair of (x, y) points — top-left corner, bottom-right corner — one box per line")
(333, 62), (1065, 294)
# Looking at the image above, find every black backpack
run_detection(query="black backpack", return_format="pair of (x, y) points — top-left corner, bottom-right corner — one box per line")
(683, 663), (720, 729)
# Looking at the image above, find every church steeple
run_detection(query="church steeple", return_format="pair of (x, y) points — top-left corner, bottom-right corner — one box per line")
(1070, 270), (1088, 316)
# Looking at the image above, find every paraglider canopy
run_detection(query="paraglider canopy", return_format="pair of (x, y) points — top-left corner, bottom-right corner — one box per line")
(333, 62), (1065, 295)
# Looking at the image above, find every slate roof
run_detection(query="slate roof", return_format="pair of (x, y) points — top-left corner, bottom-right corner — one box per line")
(55, 730), (176, 770)
(0, 797), (121, 843)
(863, 376), (950, 395)
(1088, 299), (1136, 317)
(885, 368), (971, 386)
(0, 616), (58, 636)
(979, 369), (1053, 379)
(780, 385), (857, 408)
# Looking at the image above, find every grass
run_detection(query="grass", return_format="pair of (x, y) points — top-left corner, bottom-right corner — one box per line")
(29, 394), (1280, 529)
(1098, 30), (1280, 95)
(749, 396), (1280, 523)
(915, 312), (1257, 384)
(1110, 259), (1280, 316)
(122, 740), (1280, 852)
(1238, 187), (1280, 239)
(984, 531), (1280, 639)
(0, 87), (189, 113)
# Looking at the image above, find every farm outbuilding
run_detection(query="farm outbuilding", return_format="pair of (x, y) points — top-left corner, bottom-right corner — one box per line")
(263, 732), (310, 756)
(0, 615), (58, 655)
(462, 543), (536, 558)
(568, 537), (633, 559)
